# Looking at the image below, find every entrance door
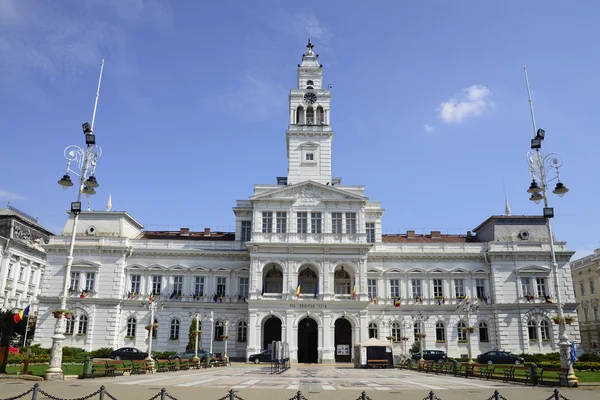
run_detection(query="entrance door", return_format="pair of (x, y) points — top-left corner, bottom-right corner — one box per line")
(334, 318), (352, 362)
(263, 317), (282, 351)
(297, 317), (318, 363)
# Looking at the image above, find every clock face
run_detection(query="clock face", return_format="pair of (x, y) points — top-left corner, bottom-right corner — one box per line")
(303, 92), (317, 104)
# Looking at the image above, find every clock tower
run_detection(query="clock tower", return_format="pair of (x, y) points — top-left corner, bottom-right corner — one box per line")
(286, 40), (333, 185)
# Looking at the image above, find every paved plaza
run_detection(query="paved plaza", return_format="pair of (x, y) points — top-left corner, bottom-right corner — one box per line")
(0, 365), (597, 400)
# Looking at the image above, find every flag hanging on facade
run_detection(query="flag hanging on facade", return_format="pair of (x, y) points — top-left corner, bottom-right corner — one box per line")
(352, 279), (356, 299)
(80, 290), (88, 299)
(545, 295), (553, 304)
(314, 281), (319, 299)
(394, 298), (401, 307)
(296, 278), (301, 297)
(13, 305), (30, 323)
(148, 293), (154, 301)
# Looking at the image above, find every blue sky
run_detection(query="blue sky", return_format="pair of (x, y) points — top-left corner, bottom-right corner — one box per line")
(1, 0), (599, 258)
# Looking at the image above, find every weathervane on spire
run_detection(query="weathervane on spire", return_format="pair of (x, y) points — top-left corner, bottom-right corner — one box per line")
(306, 38), (314, 55)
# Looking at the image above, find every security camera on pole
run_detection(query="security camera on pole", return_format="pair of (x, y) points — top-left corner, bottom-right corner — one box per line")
(45, 60), (104, 381)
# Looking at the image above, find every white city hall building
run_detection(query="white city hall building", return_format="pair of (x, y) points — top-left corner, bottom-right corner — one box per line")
(34, 42), (580, 363)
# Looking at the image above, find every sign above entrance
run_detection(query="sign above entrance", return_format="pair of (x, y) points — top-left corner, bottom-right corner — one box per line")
(288, 303), (327, 309)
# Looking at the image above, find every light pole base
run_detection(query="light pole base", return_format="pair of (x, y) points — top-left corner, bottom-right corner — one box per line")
(145, 356), (155, 371)
(44, 370), (64, 381)
(566, 367), (579, 387)
(467, 359), (475, 364)
(418, 358), (426, 369)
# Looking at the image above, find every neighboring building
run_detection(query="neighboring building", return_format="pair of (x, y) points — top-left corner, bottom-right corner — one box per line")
(34, 42), (581, 362)
(570, 249), (600, 353)
(0, 205), (53, 312)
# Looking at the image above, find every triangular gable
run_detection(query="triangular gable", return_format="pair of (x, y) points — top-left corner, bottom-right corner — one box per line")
(517, 265), (551, 274)
(72, 260), (101, 268)
(250, 181), (367, 202)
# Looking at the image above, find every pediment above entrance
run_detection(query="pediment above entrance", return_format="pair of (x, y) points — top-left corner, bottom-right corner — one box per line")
(250, 181), (367, 206)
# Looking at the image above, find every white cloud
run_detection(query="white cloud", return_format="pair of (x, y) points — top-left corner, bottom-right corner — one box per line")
(0, 189), (25, 201)
(438, 85), (491, 123)
(225, 74), (287, 121)
(424, 124), (435, 133)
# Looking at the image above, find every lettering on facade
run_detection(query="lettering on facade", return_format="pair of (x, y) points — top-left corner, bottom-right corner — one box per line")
(288, 304), (327, 308)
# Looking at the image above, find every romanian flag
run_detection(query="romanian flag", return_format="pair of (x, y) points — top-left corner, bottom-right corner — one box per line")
(148, 293), (154, 301)
(394, 298), (401, 307)
(372, 297), (377, 304)
(352, 279), (356, 299)
(296, 278), (301, 297)
(545, 295), (553, 304)
(14, 305), (30, 323)
(80, 290), (88, 298)
(314, 281), (319, 299)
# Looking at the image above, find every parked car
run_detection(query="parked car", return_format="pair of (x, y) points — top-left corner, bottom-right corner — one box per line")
(411, 350), (447, 363)
(477, 351), (524, 365)
(248, 349), (272, 364)
(108, 347), (152, 360)
(168, 349), (210, 362)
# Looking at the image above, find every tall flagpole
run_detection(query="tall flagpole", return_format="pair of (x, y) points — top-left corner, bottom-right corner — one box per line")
(23, 313), (30, 347)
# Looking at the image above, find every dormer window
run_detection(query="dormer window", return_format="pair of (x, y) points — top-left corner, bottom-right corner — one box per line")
(306, 153), (314, 161)
(307, 80), (313, 85)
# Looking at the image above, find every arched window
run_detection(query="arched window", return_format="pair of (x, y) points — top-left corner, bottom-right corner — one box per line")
(237, 321), (247, 342)
(540, 320), (550, 341)
(78, 315), (88, 335)
(479, 321), (489, 342)
(296, 106), (305, 125)
(264, 265), (283, 293)
(215, 320), (225, 341)
(170, 318), (180, 340)
(126, 317), (136, 337)
(414, 322), (422, 341)
(334, 267), (351, 294)
(65, 314), (75, 335)
(528, 319), (538, 341)
(306, 107), (315, 125)
(391, 322), (401, 340)
(316, 106), (324, 124)
(436, 322), (446, 342)
(457, 321), (467, 341)
(298, 267), (318, 294)
(306, 80), (314, 86)
(368, 322), (378, 339)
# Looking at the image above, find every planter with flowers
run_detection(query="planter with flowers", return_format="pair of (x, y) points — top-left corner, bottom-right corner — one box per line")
(401, 337), (409, 341)
(552, 316), (562, 325)
(415, 333), (426, 339)
(564, 317), (574, 325)
(467, 326), (475, 333)
(52, 309), (72, 319)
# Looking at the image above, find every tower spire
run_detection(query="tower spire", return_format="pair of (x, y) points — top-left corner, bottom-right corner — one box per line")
(106, 194), (112, 211)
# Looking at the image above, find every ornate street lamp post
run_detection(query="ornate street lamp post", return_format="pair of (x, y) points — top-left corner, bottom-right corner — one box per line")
(524, 68), (577, 387)
(45, 60), (104, 381)
(457, 298), (479, 364)
(141, 298), (163, 368)
(189, 311), (203, 362)
(209, 311), (214, 356)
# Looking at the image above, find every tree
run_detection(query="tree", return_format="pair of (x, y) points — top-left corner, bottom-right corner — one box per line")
(409, 341), (421, 355)
(0, 310), (36, 346)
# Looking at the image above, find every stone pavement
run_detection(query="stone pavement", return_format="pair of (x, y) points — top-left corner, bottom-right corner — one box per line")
(0, 365), (597, 400)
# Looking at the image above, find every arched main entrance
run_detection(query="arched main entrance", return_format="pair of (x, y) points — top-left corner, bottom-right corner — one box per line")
(297, 317), (318, 363)
(263, 317), (282, 351)
(334, 318), (352, 362)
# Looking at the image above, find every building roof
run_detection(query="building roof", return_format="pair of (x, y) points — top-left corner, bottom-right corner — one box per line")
(382, 231), (474, 243)
(472, 215), (546, 233)
(140, 228), (235, 241)
(0, 205), (55, 236)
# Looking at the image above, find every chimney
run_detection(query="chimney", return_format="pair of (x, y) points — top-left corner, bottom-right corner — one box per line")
(204, 228), (211, 236)
(407, 230), (415, 238)
(431, 230), (441, 238)
(180, 228), (190, 236)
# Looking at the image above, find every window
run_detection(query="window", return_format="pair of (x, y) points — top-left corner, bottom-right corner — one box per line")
(170, 319), (180, 340)
(18, 266), (25, 281)
(594, 307), (599, 321)
(390, 279), (400, 298)
(297, 212), (308, 233)
(311, 212), (322, 233)
(476, 279), (485, 299)
(195, 277), (205, 296)
(239, 277), (249, 297)
(306, 153), (314, 161)
(78, 315), (88, 335)
(584, 306), (589, 322)
(262, 212), (273, 233)
(590, 280), (596, 295)
(366, 222), (375, 243)
(368, 322), (378, 339)
(214, 320), (224, 340)
(457, 321), (467, 341)
(412, 279), (422, 298)
(331, 212), (343, 234)
(345, 213), (357, 234)
(131, 275), (141, 294)
(540, 320), (550, 341)
(392, 322), (401, 340)
(521, 278), (531, 296)
(455, 279), (465, 298)
(367, 279), (377, 300)
(479, 322), (489, 342)
(433, 279), (443, 298)
(216, 277), (227, 297)
(70, 272), (80, 290)
(276, 212), (287, 233)
(65, 315), (75, 335)
(152, 276), (162, 295)
(436, 322), (446, 342)
(306, 80), (314, 85)
(334, 268), (351, 294)
(126, 317), (136, 337)
(536, 278), (546, 297)
(528, 320), (538, 341)
(414, 322), (422, 341)
(84, 272), (95, 292)
(7, 262), (13, 279)
(241, 221), (252, 242)
(580, 281), (586, 296)
(237, 321), (247, 342)
(172, 276), (183, 295)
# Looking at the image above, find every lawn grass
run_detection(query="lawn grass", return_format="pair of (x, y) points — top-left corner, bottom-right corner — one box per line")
(5, 364), (83, 377)
(575, 371), (600, 383)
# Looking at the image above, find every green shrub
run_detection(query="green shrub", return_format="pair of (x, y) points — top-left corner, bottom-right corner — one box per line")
(90, 348), (113, 358)
(578, 353), (600, 362)
(62, 347), (87, 358)
(517, 353), (560, 363)
(152, 351), (176, 359)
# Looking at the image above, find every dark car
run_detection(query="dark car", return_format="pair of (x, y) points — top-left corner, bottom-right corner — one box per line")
(168, 349), (209, 362)
(248, 349), (272, 364)
(108, 347), (151, 360)
(477, 351), (524, 365)
(411, 350), (447, 363)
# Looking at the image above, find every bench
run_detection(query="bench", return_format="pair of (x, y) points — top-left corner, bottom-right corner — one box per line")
(106, 360), (131, 376)
(454, 363), (475, 378)
(367, 359), (389, 368)
(130, 360), (153, 374)
(190, 359), (204, 369)
(433, 362), (453, 374)
(477, 364), (495, 380)
(539, 367), (569, 387)
(156, 359), (171, 373)
(509, 366), (534, 385)
(91, 361), (115, 378)
(417, 361), (435, 373)
(175, 359), (190, 370)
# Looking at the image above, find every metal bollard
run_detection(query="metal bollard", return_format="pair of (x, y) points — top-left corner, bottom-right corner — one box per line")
(296, 391), (302, 400)
(229, 389), (235, 400)
(554, 389), (560, 400)
(99, 385), (105, 400)
(429, 391), (434, 400)
(493, 390), (499, 400)
(361, 391), (366, 400)
(160, 388), (167, 400)
(32, 383), (39, 400)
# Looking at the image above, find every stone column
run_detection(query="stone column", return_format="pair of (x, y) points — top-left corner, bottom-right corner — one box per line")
(0, 251), (11, 294)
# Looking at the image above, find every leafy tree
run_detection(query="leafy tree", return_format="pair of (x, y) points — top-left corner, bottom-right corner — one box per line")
(409, 341), (421, 355)
(0, 310), (36, 346)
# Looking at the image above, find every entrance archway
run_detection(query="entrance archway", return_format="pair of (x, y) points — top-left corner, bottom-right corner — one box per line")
(297, 317), (318, 363)
(263, 317), (282, 351)
(334, 318), (352, 362)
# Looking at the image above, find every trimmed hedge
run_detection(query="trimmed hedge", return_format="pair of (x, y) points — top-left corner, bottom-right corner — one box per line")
(537, 361), (600, 371)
